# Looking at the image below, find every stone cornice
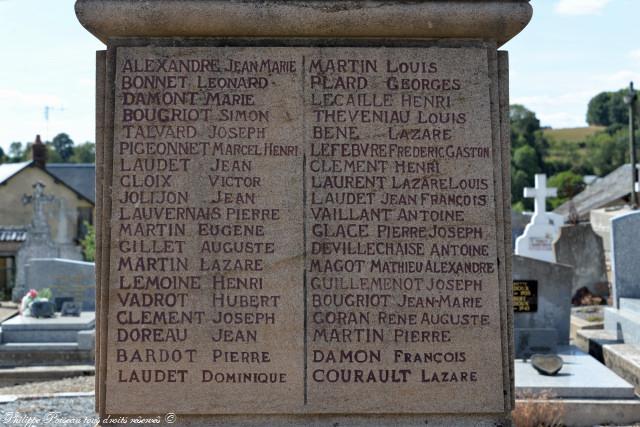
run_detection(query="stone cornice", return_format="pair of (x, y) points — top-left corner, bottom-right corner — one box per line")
(75, 1), (532, 47)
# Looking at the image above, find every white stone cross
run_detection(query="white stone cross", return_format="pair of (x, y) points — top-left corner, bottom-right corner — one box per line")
(524, 174), (557, 224)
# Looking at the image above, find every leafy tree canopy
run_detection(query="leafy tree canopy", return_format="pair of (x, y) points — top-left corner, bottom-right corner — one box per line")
(586, 88), (632, 127)
(80, 222), (95, 262)
(70, 142), (96, 163)
(510, 105), (551, 209)
(548, 171), (585, 209)
(1, 135), (95, 165)
(51, 133), (75, 162)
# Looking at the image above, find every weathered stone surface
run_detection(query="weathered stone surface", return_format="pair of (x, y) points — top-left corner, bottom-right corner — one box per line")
(554, 223), (608, 297)
(514, 328), (557, 358)
(513, 255), (573, 357)
(498, 51), (515, 407)
(12, 182), (59, 302)
(75, 0), (532, 46)
(603, 343), (640, 393)
(76, 1), (534, 423)
(530, 354), (563, 376)
(590, 206), (632, 270)
(570, 306), (604, 342)
(611, 210), (640, 306)
(515, 346), (636, 399)
(95, 49), (106, 413)
(100, 415), (516, 427)
(0, 312), (95, 343)
(101, 45), (508, 415)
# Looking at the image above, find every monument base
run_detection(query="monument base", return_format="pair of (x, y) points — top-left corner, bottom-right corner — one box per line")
(101, 415), (512, 427)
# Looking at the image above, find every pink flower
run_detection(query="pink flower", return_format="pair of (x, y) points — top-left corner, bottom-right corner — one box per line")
(27, 289), (38, 298)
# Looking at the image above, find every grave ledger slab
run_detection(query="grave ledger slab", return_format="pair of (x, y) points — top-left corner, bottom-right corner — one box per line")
(76, 0), (532, 425)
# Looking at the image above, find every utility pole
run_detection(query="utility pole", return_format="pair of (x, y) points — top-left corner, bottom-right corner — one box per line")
(624, 82), (638, 208)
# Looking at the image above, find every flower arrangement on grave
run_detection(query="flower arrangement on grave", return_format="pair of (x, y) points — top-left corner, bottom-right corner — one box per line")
(19, 288), (54, 317)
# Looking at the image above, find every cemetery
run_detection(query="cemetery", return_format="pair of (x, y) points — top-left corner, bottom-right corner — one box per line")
(0, 0), (638, 426)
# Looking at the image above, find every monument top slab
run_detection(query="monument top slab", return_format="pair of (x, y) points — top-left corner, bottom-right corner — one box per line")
(75, 0), (532, 46)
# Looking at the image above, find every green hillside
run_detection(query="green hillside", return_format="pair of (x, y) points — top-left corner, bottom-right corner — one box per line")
(543, 126), (604, 143)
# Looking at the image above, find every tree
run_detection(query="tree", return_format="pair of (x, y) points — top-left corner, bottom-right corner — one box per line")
(586, 127), (632, 176)
(548, 171), (585, 209)
(51, 133), (74, 162)
(513, 145), (538, 173)
(8, 142), (25, 162)
(69, 142), (96, 163)
(80, 222), (95, 262)
(511, 104), (541, 147)
(0, 147), (5, 164)
(586, 92), (611, 126)
(586, 88), (630, 127)
(510, 105), (551, 208)
(45, 142), (63, 163)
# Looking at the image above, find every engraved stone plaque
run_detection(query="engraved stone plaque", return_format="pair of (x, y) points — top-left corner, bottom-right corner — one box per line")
(513, 280), (538, 313)
(103, 46), (507, 415)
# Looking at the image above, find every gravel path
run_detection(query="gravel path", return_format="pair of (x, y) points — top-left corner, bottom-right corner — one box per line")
(0, 376), (94, 397)
(0, 376), (96, 426)
(0, 396), (96, 426)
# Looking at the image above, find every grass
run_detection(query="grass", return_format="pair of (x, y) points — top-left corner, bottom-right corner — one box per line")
(543, 126), (605, 170)
(543, 126), (604, 143)
(513, 390), (565, 427)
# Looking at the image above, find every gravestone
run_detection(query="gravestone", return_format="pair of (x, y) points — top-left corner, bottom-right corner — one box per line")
(76, 0), (532, 425)
(513, 255), (573, 358)
(610, 211), (640, 306)
(515, 174), (564, 262)
(553, 223), (608, 298)
(12, 182), (59, 302)
(603, 210), (640, 346)
(54, 198), (84, 261)
(24, 258), (96, 311)
(590, 205), (632, 273)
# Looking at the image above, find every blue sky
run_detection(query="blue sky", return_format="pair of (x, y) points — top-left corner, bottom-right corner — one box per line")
(0, 0), (638, 151)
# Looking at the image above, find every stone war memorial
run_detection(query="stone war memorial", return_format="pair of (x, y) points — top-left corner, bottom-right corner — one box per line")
(75, 0), (532, 425)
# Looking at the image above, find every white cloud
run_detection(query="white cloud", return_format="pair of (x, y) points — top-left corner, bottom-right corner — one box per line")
(513, 90), (595, 109)
(554, 0), (612, 15)
(0, 88), (61, 108)
(538, 111), (586, 129)
(628, 49), (640, 62)
(595, 69), (640, 89)
(512, 89), (596, 127)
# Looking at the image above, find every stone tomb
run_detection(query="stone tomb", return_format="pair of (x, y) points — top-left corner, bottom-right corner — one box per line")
(0, 312), (95, 367)
(553, 223), (608, 298)
(515, 346), (635, 399)
(76, 0), (533, 424)
(513, 255), (573, 358)
(25, 258), (96, 311)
